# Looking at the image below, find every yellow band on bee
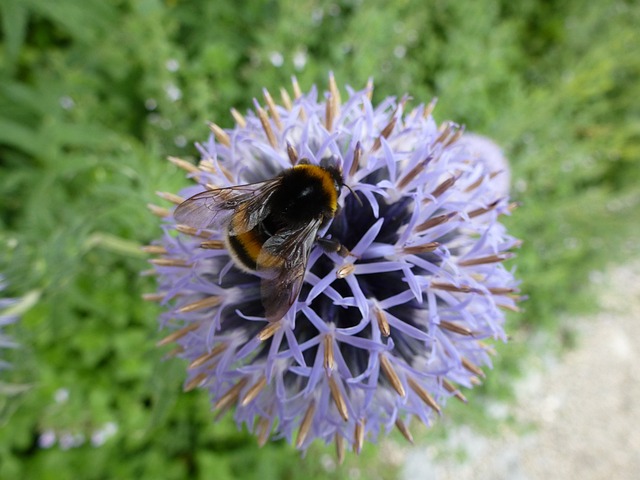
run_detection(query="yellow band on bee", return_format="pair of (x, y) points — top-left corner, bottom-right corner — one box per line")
(226, 228), (283, 272)
(292, 164), (338, 213)
(235, 230), (263, 262)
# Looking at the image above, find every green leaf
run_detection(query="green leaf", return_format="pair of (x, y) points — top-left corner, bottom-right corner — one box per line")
(1, 0), (28, 66)
(0, 117), (43, 156)
(22, 0), (117, 41)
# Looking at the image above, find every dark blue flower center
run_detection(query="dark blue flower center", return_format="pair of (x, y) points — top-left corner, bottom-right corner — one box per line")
(222, 190), (442, 381)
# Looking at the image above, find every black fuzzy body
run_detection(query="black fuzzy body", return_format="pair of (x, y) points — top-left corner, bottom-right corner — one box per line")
(262, 165), (341, 234)
(227, 164), (342, 271)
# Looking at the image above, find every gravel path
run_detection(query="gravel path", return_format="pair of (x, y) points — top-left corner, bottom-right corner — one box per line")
(401, 261), (640, 479)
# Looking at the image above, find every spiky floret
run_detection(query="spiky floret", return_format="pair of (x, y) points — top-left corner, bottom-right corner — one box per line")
(147, 74), (520, 457)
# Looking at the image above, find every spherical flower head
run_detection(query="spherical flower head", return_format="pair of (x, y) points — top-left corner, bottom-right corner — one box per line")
(458, 133), (511, 198)
(148, 75), (520, 457)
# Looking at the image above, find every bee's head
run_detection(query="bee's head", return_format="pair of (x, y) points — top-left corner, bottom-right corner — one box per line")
(318, 157), (344, 191)
(326, 165), (344, 192)
(320, 161), (363, 210)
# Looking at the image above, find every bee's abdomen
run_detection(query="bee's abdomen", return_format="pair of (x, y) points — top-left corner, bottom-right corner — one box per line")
(226, 228), (266, 272)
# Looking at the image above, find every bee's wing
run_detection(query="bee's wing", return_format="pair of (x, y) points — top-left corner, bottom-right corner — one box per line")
(174, 180), (279, 232)
(257, 218), (323, 322)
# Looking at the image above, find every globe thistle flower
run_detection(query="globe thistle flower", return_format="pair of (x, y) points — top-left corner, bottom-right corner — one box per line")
(458, 133), (511, 198)
(146, 75), (520, 458)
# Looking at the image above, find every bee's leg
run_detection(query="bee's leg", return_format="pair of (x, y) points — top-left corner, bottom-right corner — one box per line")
(317, 236), (351, 258)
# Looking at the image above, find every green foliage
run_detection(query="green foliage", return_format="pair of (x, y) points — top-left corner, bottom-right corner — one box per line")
(1, 0), (639, 478)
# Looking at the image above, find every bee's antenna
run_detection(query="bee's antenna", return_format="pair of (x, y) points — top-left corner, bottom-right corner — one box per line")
(344, 184), (363, 207)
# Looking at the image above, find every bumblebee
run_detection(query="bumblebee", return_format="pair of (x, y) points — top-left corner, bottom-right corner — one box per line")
(174, 161), (345, 322)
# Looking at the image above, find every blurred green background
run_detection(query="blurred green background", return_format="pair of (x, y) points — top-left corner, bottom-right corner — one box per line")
(1, 0), (639, 478)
